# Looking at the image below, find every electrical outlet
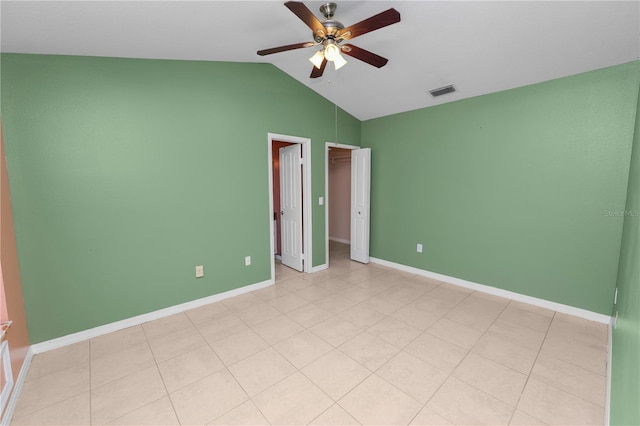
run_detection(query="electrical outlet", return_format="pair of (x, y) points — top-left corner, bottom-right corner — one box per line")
(195, 265), (204, 278)
(245, 256), (251, 266)
(417, 243), (423, 253)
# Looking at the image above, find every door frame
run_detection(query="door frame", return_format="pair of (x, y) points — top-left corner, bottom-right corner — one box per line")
(324, 142), (360, 266)
(268, 133), (312, 281)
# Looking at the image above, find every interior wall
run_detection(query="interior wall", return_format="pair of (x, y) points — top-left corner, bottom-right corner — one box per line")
(362, 61), (639, 315)
(610, 77), (640, 426)
(328, 147), (351, 242)
(0, 122), (30, 385)
(0, 53), (361, 343)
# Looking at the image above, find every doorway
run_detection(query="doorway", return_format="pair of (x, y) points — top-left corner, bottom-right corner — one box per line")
(324, 142), (359, 266)
(268, 133), (312, 281)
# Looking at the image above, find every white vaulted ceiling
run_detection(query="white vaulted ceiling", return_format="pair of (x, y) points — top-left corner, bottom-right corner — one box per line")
(1, 1), (639, 120)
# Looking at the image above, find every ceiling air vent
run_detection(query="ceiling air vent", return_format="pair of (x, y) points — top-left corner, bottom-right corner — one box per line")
(429, 85), (456, 97)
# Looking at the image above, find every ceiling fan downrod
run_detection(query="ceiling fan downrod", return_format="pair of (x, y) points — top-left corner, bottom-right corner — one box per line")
(319, 3), (337, 19)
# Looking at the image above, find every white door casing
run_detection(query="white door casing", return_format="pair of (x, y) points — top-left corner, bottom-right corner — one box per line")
(267, 133), (312, 280)
(350, 148), (371, 263)
(280, 144), (304, 271)
(0, 340), (13, 417)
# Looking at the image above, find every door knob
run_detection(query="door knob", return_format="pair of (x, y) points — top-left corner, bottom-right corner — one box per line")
(281, 211), (284, 215)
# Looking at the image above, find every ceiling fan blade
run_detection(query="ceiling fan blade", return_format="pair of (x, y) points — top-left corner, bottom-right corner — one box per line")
(341, 44), (388, 68)
(338, 8), (400, 41)
(257, 42), (315, 56)
(310, 58), (327, 78)
(285, 1), (326, 39)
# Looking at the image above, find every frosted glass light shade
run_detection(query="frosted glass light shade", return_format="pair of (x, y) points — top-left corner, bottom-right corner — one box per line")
(324, 43), (341, 61)
(309, 50), (325, 69)
(333, 53), (347, 70)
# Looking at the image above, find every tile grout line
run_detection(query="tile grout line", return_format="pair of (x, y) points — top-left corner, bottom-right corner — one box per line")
(207, 289), (321, 425)
(338, 281), (478, 426)
(186, 306), (265, 425)
(256, 266), (365, 422)
(249, 292), (350, 423)
(85, 327), (168, 424)
(506, 309), (555, 425)
(334, 275), (472, 424)
(8, 359), (92, 424)
(456, 296), (527, 424)
(516, 314), (609, 408)
(410, 290), (512, 425)
(139, 322), (181, 425)
(260, 265), (375, 424)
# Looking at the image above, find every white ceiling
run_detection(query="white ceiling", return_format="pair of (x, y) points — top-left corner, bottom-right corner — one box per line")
(2, 1), (639, 120)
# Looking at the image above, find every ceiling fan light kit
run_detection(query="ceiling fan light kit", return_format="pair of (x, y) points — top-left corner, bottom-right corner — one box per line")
(257, 1), (401, 78)
(309, 47), (347, 71)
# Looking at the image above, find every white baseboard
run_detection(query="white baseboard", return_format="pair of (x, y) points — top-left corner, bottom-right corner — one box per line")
(605, 317), (614, 426)
(369, 257), (611, 324)
(31, 279), (274, 354)
(1, 346), (33, 426)
(329, 237), (351, 245)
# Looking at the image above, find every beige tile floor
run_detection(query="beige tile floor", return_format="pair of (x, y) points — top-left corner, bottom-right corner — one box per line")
(10, 242), (608, 425)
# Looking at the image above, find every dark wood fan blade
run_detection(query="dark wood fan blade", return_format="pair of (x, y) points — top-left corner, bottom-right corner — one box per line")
(285, 1), (326, 38)
(310, 58), (327, 78)
(341, 44), (388, 68)
(257, 42), (315, 56)
(338, 8), (400, 41)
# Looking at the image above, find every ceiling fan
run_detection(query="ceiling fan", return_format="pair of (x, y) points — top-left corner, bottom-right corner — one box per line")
(257, 2), (401, 78)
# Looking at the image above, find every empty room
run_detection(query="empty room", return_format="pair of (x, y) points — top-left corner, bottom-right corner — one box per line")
(0, 1), (638, 425)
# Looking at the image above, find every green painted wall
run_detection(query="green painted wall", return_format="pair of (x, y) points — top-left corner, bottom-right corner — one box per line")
(610, 76), (640, 425)
(362, 62), (639, 315)
(0, 54), (360, 343)
(2, 51), (637, 353)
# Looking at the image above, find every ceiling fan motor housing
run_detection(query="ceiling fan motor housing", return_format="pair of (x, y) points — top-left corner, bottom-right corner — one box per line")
(314, 2), (344, 42)
(317, 20), (344, 40)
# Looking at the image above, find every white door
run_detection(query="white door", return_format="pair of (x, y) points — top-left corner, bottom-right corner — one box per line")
(280, 144), (304, 271)
(351, 148), (371, 263)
